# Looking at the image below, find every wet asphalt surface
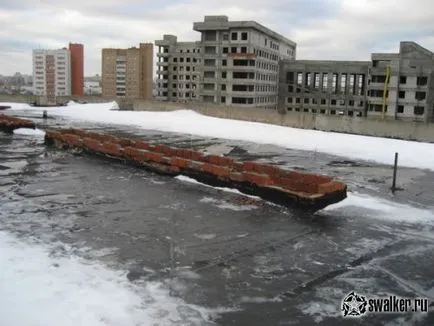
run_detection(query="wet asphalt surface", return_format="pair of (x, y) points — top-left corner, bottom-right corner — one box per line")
(1, 111), (434, 325)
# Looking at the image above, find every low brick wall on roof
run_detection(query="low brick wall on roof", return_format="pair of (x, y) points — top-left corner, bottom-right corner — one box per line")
(0, 114), (35, 133)
(44, 128), (347, 211)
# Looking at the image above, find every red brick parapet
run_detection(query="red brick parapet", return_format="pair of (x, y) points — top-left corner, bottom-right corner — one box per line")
(0, 114), (35, 133)
(45, 128), (347, 211)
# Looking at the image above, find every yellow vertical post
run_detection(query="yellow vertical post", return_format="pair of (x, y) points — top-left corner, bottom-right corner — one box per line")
(382, 66), (390, 119)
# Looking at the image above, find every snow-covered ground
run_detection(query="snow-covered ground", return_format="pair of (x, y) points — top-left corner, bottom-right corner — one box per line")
(3, 101), (434, 171)
(0, 231), (222, 326)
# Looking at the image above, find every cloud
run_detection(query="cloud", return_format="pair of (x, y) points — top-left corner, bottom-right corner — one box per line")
(0, 0), (433, 76)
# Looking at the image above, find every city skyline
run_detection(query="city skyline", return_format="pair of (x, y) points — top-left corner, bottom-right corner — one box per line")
(1, 0), (433, 76)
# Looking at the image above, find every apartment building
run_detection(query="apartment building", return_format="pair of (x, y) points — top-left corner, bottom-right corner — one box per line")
(155, 15), (296, 109)
(69, 43), (84, 96)
(367, 42), (434, 122)
(278, 61), (369, 117)
(279, 41), (434, 122)
(32, 48), (71, 102)
(101, 43), (153, 100)
(155, 35), (201, 102)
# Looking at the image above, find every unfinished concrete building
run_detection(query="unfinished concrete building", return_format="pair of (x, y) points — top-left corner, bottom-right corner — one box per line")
(155, 35), (201, 102)
(279, 41), (434, 122)
(278, 61), (369, 116)
(192, 16), (296, 110)
(367, 42), (434, 122)
(102, 43), (153, 100)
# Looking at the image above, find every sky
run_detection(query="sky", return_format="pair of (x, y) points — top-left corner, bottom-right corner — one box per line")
(0, 0), (433, 77)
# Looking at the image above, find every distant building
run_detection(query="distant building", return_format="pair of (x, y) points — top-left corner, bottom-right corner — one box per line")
(101, 43), (153, 100)
(278, 60), (369, 117)
(32, 48), (71, 102)
(279, 42), (434, 122)
(69, 43), (84, 96)
(156, 15), (296, 109)
(155, 35), (201, 102)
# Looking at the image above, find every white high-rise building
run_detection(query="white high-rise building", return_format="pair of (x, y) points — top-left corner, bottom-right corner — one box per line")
(32, 48), (71, 99)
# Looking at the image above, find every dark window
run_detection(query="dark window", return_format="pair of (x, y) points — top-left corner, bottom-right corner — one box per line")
(287, 108), (293, 111)
(172, 92), (176, 97)
(221, 84), (226, 91)
(348, 111), (353, 116)
(287, 98), (293, 103)
(397, 105), (404, 113)
(222, 33), (228, 41)
(417, 76), (428, 86)
(399, 91), (405, 99)
(303, 108), (309, 112)
(330, 110), (336, 115)
(349, 100), (354, 106)
(222, 72), (227, 79)
(241, 32), (248, 40)
(231, 32), (237, 40)
(304, 98), (309, 104)
(241, 47), (247, 53)
(173, 58), (178, 63)
(296, 98), (301, 103)
(180, 58), (184, 63)
(186, 58), (190, 62)
(312, 109), (317, 113)
(288, 85), (294, 92)
(400, 76), (407, 84)
(414, 106), (425, 115)
(331, 99), (336, 105)
(231, 47), (237, 53)
(222, 60), (227, 66)
(415, 91), (426, 101)
(320, 109), (326, 114)
(221, 96), (226, 103)
(223, 47), (228, 54)
(321, 99), (326, 105)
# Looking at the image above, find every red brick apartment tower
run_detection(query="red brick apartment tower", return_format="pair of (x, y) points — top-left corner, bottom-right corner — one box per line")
(69, 43), (84, 96)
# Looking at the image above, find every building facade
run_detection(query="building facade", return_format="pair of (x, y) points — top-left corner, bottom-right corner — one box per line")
(155, 15), (296, 109)
(69, 43), (84, 96)
(278, 61), (369, 117)
(279, 41), (434, 122)
(367, 42), (434, 122)
(101, 43), (153, 100)
(155, 35), (201, 102)
(32, 48), (71, 102)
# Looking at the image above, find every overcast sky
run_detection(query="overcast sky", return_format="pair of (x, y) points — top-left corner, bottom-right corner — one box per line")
(1, 0), (433, 76)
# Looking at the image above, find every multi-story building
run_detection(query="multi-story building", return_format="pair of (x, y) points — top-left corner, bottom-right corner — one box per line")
(278, 60), (369, 117)
(101, 43), (153, 100)
(155, 35), (201, 102)
(69, 43), (84, 96)
(279, 41), (434, 122)
(367, 42), (434, 122)
(32, 48), (71, 102)
(156, 15), (296, 109)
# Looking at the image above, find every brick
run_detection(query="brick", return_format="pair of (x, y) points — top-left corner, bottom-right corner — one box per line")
(143, 151), (165, 163)
(83, 137), (103, 152)
(278, 177), (318, 194)
(135, 140), (151, 150)
(187, 160), (204, 171)
(154, 144), (173, 156)
(232, 162), (244, 171)
(242, 172), (272, 187)
(229, 172), (244, 182)
(317, 181), (346, 194)
(63, 134), (82, 147)
(102, 142), (123, 157)
(123, 147), (148, 162)
(170, 157), (191, 169)
(201, 163), (230, 178)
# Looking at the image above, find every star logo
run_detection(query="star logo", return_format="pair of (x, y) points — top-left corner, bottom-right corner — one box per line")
(342, 291), (368, 317)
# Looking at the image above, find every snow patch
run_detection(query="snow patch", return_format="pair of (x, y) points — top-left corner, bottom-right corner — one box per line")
(176, 175), (260, 199)
(13, 128), (45, 136)
(322, 192), (434, 225)
(0, 231), (223, 326)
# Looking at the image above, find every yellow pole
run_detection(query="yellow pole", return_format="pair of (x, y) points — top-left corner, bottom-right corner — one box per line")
(382, 66), (390, 119)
